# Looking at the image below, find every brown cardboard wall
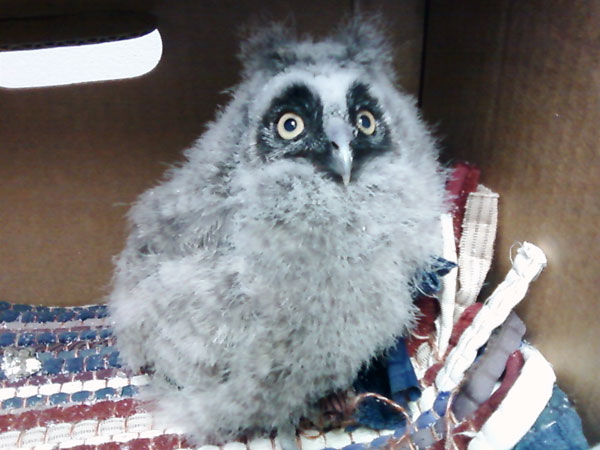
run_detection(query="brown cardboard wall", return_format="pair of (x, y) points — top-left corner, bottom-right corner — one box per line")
(421, 0), (600, 442)
(0, 1), (426, 305)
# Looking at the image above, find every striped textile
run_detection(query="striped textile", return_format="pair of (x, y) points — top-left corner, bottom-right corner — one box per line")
(0, 165), (587, 449)
(0, 249), (558, 450)
(0, 302), (396, 449)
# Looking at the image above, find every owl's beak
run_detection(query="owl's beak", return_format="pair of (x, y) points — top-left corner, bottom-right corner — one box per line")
(325, 117), (353, 186)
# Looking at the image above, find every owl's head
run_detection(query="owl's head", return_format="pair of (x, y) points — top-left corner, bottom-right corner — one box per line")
(231, 16), (435, 188)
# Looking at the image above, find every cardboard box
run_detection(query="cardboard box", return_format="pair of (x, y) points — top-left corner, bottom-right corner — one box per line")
(0, 0), (597, 443)
(421, 1), (600, 442)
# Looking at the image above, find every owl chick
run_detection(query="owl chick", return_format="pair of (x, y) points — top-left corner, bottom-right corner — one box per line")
(109, 17), (447, 447)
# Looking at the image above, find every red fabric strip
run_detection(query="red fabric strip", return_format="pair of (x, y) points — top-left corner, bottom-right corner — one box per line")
(406, 296), (440, 357)
(0, 398), (145, 433)
(422, 363), (443, 387)
(428, 351), (525, 449)
(450, 420), (476, 450)
(445, 303), (483, 358)
(470, 350), (525, 430)
(420, 304), (483, 387)
(66, 434), (186, 450)
(446, 162), (480, 246)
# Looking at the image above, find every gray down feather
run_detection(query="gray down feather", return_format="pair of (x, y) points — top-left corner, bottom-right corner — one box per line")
(109, 17), (448, 446)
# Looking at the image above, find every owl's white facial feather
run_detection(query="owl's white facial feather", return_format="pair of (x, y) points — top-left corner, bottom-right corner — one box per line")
(311, 70), (358, 117)
(251, 68), (359, 127)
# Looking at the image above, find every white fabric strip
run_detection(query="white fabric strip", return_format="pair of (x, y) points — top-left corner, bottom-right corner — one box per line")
(198, 428), (381, 450)
(347, 428), (380, 445)
(2, 318), (108, 331)
(221, 443), (247, 450)
(2, 418), (376, 450)
(416, 385), (438, 415)
(436, 213), (459, 358)
(436, 242), (547, 392)
(0, 412), (156, 449)
(0, 374), (149, 403)
(246, 438), (275, 450)
(467, 345), (556, 450)
(33, 444), (56, 450)
(454, 186), (499, 322)
(412, 342), (433, 377)
(321, 428), (352, 448)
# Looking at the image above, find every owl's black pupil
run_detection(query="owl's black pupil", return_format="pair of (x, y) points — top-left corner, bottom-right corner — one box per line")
(284, 118), (297, 132)
(360, 115), (371, 129)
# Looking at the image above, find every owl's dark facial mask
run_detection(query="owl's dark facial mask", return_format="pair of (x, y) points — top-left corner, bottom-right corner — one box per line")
(256, 82), (391, 183)
(346, 82), (392, 168)
(257, 84), (327, 159)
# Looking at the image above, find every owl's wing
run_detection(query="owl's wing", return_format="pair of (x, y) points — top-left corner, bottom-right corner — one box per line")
(109, 145), (239, 373)
(125, 145), (239, 258)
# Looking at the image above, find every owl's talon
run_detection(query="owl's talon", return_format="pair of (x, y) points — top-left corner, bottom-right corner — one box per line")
(277, 425), (299, 450)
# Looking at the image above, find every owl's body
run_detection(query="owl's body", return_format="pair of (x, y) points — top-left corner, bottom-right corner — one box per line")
(109, 19), (447, 445)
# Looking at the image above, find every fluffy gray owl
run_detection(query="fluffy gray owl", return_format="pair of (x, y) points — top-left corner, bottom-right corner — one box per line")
(109, 18), (447, 447)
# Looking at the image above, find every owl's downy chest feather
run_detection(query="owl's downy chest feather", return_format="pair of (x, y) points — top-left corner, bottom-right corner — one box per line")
(225, 158), (440, 340)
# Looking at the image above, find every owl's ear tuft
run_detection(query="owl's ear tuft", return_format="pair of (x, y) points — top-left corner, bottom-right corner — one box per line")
(238, 21), (298, 77)
(334, 14), (395, 73)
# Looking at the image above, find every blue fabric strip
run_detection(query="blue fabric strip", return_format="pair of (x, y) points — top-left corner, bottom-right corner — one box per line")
(0, 347), (121, 379)
(0, 328), (112, 348)
(0, 384), (139, 410)
(0, 302), (107, 324)
(514, 385), (588, 449)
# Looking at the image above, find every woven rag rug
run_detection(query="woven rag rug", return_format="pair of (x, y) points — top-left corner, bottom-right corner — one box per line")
(0, 163), (589, 450)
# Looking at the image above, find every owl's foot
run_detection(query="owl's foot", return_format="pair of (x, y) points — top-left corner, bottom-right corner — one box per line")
(277, 424), (299, 450)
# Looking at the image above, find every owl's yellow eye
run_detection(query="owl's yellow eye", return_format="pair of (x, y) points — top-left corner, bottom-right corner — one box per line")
(277, 112), (305, 140)
(356, 110), (376, 135)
